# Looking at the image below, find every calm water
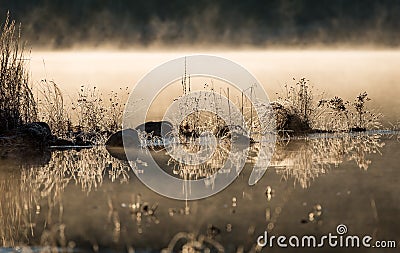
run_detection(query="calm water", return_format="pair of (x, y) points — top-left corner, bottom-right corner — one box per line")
(1, 132), (399, 252)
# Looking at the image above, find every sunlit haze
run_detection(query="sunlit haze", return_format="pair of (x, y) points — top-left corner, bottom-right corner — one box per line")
(30, 49), (400, 124)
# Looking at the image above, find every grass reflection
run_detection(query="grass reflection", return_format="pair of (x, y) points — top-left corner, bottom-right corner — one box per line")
(270, 133), (385, 188)
(0, 132), (390, 249)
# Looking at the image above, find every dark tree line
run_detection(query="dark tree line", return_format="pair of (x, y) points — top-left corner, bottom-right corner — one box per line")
(1, 0), (400, 47)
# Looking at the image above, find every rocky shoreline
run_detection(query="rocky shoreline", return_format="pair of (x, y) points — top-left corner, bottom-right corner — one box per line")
(0, 122), (93, 149)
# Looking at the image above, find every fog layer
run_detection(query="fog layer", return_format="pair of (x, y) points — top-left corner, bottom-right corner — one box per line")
(2, 0), (400, 48)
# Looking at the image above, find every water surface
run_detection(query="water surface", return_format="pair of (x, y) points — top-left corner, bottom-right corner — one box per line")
(1, 132), (399, 252)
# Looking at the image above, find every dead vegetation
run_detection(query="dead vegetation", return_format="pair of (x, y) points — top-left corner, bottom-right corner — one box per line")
(0, 14), (37, 133)
(275, 78), (382, 133)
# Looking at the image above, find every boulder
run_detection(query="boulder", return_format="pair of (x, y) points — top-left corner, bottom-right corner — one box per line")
(105, 129), (141, 161)
(73, 136), (93, 146)
(105, 128), (140, 148)
(49, 138), (74, 146)
(135, 121), (173, 138)
(17, 122), (52, 146)
(0, 122), (53, 164)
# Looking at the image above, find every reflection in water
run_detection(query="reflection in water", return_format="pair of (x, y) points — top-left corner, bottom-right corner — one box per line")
(24, 147), (131, 194)
(0, 147), (130, 248)
(166, 138), (249, 187)
(167, 138), (231, 181)
(161, 232), (224, 253)
(269, 133), (385, 188)
(127, 193), (160, 234)
(0, 132), (392, 251)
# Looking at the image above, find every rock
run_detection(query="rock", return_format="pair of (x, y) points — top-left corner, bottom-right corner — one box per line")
(17, 122), (52, 146)
(106, 147), (129, 161)
(74, 136), (92, 146)
(135, 121), (173, 138)
(48, 136), (93, 148)
(105, 128), (140, 148)
(105, 129), (141, 161)
(0, 122), (52, 164)
(350, 127), (366, 132)
(49, 138), (74, 146)
(0, 122), (98, 149)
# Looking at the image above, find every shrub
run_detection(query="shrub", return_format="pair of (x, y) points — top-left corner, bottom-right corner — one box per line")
(318, 92), (382, 131)
(276, 78), (325, 132)
(275, 79), (381, 132)
(69, 85), (130, 143)
(72, 85), (106, 133)
(317, 96), (350, 131)
(352, 92), (382, 130)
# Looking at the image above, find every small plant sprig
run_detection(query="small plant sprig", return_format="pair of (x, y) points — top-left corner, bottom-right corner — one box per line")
(353, 92), (370, 129)
(105, 87), (130, 133)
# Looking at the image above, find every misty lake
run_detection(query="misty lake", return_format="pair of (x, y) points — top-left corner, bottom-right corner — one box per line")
(1, 50), (400, 252)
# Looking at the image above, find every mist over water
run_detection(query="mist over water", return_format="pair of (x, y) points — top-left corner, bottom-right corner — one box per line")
(29, 50), (400, 126)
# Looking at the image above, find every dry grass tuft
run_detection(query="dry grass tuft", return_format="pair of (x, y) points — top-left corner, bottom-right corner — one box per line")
(0, 14), (37, 133)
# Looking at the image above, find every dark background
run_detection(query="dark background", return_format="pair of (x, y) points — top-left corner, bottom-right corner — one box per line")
(2, 0), (400, 48)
